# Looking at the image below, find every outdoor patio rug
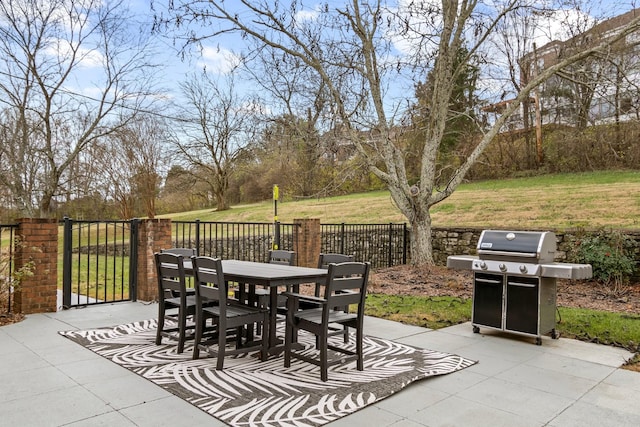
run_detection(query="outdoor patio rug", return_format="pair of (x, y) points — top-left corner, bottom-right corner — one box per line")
(60, 319), (476, 427)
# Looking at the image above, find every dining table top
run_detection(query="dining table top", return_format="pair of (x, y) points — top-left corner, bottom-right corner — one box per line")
(183, 258), (328, 286)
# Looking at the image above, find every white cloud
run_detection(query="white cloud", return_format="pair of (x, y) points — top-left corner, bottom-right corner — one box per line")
(44, 40), (104, 68)
(198, 46), (242, 74)
(240, 99), (271, 116)
(295, 9), (319, 23)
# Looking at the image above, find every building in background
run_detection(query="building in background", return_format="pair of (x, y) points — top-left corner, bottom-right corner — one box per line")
(488, 8), (640, 133)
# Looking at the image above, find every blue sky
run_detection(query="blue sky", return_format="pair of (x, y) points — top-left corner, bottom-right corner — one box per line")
(65, 0), (639, 119)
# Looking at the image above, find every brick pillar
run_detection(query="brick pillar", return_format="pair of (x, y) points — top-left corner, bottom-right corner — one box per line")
(293, 218), (321, 267)
(14, 218), (58, 314)
(136, 218), (172, 302)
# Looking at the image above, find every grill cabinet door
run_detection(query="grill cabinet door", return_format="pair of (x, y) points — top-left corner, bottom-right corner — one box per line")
(505, 276), (539, 334)
(472, 273), (504, 329)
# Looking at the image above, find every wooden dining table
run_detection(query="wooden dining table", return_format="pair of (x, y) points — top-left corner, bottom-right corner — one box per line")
(185, 259), (328, 353)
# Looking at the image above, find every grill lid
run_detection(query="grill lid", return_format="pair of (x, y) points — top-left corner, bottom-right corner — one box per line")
(448, 229), (591, 279)
(477, 230), (556, 263)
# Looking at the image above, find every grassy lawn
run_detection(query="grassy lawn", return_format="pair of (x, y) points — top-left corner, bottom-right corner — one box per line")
(159, 170), (640, 229)
(557, 307), (640, 349)
(366, 294), (472, 329)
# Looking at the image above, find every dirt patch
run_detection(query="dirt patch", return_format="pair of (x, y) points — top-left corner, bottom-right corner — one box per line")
(0, 311), (24, 327)
(0, 292), (24, 326)
(369, 264), (640, 314)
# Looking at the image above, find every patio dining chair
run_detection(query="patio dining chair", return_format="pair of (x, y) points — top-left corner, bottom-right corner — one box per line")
(250, 249), (296, 313)
(283, 261), (370, 382)
(309, 253), (355, 343)
(154, 252), (197, 353)
(314, 253), (354, 295)
(161, 248), (197, 293)
(191, 256), (269, 369)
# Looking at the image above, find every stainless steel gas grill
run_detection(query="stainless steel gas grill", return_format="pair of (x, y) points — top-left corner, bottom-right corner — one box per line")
(447, 230), (592, 345)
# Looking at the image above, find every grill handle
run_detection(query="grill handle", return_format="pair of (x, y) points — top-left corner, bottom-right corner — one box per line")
(507, 281), (537, 288)
(477, 250), (537, 258)
(475, 277), (502, 285)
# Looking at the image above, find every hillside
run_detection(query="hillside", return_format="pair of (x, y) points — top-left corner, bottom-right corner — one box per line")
(159, 170), (640, 229)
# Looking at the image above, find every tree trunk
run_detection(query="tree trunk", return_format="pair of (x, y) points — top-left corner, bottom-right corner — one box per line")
(391, 187), (435, 266)
(410, 215), (435, 265)
(215, 190), (229, 211)
(411, 206), (434, 265)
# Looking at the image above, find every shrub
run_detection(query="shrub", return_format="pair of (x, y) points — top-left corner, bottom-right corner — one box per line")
(1, 241), (36, 314)
(571, 229), (636, 296)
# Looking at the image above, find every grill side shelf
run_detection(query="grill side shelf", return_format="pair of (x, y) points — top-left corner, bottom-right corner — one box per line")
(540, 263), (593, 280)
(446, 255), (477, 271)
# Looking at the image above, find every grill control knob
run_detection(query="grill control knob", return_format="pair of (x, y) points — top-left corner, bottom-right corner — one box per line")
(479, 261), (487, 270)
(519, 265), (528, 274)
(499, 263), (507, 272)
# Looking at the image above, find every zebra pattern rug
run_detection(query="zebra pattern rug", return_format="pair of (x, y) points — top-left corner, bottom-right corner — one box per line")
(60, 319), (475, 426)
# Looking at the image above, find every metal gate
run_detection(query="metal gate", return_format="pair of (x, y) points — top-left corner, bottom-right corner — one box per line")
(61, 217), (138, 308)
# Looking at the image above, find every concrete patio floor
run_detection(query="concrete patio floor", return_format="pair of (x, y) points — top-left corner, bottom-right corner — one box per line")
(1, 301), (639, 427)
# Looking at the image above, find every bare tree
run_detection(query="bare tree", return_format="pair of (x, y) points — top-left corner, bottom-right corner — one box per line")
(246, 47), (331, 197)
(491, 6), (547, 168)
(98, 115), (168, 219)
(157, 0), (640, 265)
(172, 72), (254, 211)
(160, 165), (205, 213)
(0, 0), (160, 217)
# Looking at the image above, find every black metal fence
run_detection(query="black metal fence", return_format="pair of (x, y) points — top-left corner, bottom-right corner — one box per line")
(8, 218), (406, 310)
(171, 220), (297, 262)
(171, 220), (408, 268)
(1, 223), (18, 313)
(61, 218), (138, 308)
(321, 223), (408, 267)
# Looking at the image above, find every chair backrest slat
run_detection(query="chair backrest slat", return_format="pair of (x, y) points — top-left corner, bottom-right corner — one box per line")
(160, 278), (182, 293)
(331, 275), (365, 292)
(330, 291), (361, 307)
(191, 256), (227, 308)
(323, 262), (370, 310)
(155, 252), (188, 297)
(268, 249), (296, 266)
(317, 253), (354, 269)
(161, 248), (197, 257)
(314, 254), (354, 296)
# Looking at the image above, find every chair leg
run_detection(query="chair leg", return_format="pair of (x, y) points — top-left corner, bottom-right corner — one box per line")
(319, 332), (328, 382)
(193, 314), (203, 359)
(156, 303), (164, 345)
(254, 287), (268, 335)
(217, 325), (227, 370)
(356, 326), (364, 371)
(177, 308), (187, 353)
(341, 305), (350, 343)
(235, 326), (244, 349)
(284, 315), (292, 368)
(259, 316), (268, 361)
